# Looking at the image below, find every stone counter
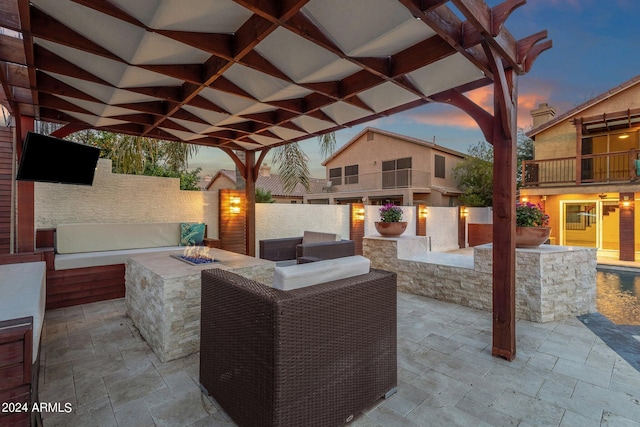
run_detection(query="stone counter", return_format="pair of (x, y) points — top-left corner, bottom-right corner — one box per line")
(125, 249), (275, 362)
(364, 236), (596, 322)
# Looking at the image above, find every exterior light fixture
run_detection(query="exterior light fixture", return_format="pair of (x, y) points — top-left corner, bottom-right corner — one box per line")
(621, 196), (633, 208)
(230, 196), (241, 214)
(618, 134), (629, 139)
(460, 207), (469, 218)
(520, 196), (528, 202)
(419, 207), (428, 218)
(357, 208), (365, 221)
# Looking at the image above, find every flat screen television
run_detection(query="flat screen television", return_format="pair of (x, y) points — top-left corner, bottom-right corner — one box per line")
(16, 132), (101, 185)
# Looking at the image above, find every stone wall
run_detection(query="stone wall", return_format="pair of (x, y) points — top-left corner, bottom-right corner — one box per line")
(35, 159), (218, 235)
(364, 236), (597, 322)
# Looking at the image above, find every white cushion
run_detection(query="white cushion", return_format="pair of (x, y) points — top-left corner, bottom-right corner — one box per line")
(0, 262), (46, 363)
(302, 230), (341, 244)
(54, 246), (184, 270)
(56, 223), (182, 254)
(272, 255), (370, 291)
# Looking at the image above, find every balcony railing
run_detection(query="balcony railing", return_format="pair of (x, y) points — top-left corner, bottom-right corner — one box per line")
(319, 169), (431, 193)
(522, 149), (639, 187)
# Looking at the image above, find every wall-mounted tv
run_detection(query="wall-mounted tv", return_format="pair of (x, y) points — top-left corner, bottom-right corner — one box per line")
(16, 132), (101, 186)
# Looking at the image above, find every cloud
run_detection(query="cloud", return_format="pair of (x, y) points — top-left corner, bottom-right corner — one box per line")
(402, 81), (559, 131)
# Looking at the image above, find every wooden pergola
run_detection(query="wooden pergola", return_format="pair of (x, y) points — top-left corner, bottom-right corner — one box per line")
(0, 0), (550, 360)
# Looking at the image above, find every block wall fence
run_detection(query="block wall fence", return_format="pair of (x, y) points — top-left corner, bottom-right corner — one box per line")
(6, 157), (492, 255)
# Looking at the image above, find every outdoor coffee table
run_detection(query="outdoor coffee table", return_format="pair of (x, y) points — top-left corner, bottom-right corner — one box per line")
(125, 248), (275, 362)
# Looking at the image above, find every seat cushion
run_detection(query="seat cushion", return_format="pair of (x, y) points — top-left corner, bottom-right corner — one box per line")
(302, 230), (341, 244)
(272, 255), (370, 291)
(55, 246), (184, 270)
(56, 222), (182, 253)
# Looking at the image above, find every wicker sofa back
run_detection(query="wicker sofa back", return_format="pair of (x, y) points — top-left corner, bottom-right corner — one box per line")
(200, 267), (397, 427)
(259, 231), (355, 264)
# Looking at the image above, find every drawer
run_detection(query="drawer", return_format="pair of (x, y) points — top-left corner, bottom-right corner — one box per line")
(0, 363), (26, 390)
(0, 384), (30, 427)
(0, 340), (24, 368)
(0, 384), (30, 405)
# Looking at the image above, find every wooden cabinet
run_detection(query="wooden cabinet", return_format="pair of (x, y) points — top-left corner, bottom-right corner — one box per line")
(0, 317), (34, 427)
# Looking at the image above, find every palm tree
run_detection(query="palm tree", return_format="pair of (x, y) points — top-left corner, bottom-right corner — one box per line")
(272, 132), (336, 193)
(255, 188), (275, 203)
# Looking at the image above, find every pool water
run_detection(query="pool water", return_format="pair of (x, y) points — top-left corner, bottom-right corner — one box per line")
(596, 268), (640, 325)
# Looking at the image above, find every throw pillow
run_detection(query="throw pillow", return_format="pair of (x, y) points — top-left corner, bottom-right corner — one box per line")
(180, 223), (206, 246)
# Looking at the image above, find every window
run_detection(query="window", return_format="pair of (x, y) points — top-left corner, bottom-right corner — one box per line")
(434, 155), (445, 178)
(329, 167), (342, 186)
(382, 157), (411, 188)
(345, 164), (358, 184)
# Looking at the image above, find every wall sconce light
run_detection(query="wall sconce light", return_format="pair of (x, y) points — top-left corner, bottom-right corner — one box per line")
(520, 196), (528, 203)
(460, 207), (469, 218)
(230, 196), (241, 214)
(357, 208), (365, 221)
(419, 207), (428, 219)
(621, 195), (633, 208)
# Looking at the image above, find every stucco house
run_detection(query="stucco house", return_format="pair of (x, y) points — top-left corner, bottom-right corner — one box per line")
(304, 127), (466, 206)
(206, 164), (324, 203)
(522, 74), (640, 261)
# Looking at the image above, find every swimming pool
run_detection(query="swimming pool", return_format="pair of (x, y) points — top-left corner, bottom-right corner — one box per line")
(596, 267), (640, 325)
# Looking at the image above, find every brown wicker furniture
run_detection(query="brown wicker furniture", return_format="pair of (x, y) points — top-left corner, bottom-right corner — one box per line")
(199, 267), (397, 427)
(259, 233), (355, 264)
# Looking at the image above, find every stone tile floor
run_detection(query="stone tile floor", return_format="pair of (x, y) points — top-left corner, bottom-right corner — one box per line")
(39, 294), (640, 427)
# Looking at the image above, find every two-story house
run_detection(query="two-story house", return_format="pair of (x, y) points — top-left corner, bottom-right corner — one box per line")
(304, 127), (466, 206)
(522, 74), (640, 261)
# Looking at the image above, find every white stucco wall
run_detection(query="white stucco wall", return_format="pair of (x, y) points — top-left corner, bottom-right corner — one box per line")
(34, 163), (466, 254)
(35, 159), (218, 234)
(424, 207), (460, 252)
(255, 204), (350, 253)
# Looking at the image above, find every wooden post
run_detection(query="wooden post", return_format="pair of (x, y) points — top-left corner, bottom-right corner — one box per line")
(245, 151), (256, 257)
(491, 68), (518, 361)
(575, 118), (582, 185)
(416, 204), (427, 236)
(16, 115), (35, 253)
(619, 192), (635, 261)
(458, 206), (467, 248)
(349, 203), (365, 255)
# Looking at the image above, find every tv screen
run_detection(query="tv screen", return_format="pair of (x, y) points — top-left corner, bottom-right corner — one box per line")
(16, 132), (101, 185)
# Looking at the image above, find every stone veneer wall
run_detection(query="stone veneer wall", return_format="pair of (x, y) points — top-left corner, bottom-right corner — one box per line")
(35, 159), (218, 235)
(364, 236), (597, 322)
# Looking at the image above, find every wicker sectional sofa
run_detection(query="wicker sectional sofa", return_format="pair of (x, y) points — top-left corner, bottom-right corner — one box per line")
(199, 258), (397, 427)
(259, 230), (355, 264)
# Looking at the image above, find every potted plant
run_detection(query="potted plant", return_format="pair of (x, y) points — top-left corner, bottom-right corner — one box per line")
(374, 204), (408, 236)
(515, 202), (550, 248)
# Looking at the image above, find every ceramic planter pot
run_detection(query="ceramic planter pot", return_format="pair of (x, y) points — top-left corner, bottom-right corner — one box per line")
(515, 226), (551, 248)
(374, 221), (408, 237)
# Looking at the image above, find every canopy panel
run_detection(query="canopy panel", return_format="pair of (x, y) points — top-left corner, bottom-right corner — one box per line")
(0, 0), (548, 151)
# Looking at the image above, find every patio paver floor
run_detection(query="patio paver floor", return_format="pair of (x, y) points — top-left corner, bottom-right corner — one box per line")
(39, 294), (640, 426)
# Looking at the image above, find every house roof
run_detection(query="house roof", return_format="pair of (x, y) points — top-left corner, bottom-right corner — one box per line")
(322, 126), (467, 165)
(0, 0), (549, 152)
(206, 168), (324, 197)
(527, 74), (640, 138)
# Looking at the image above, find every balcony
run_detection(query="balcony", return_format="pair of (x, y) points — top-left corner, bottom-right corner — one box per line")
(522, 149), (639, 187)
(321, 169), (431, 193)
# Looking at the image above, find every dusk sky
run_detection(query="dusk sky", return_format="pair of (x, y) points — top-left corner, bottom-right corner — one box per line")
(191, 0), (640, 178)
